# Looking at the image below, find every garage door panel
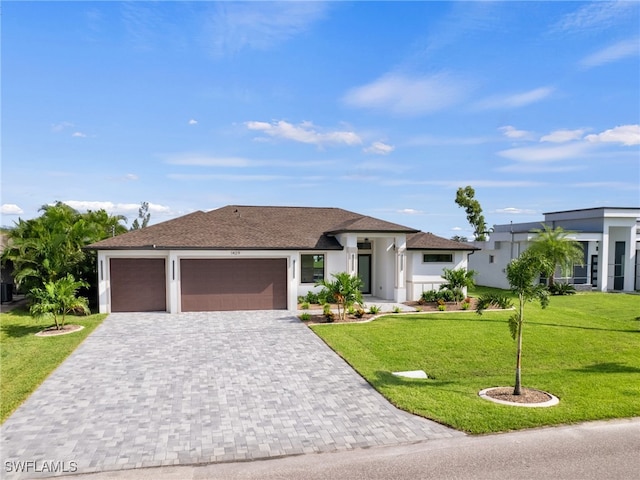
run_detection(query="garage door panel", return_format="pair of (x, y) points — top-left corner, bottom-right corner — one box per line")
(181, 258), (287, 311)
(110, 258), (166, 312)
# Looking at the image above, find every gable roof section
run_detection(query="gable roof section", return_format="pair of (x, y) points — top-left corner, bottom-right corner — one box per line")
(87, 205), (420, 251)
(406, 232), (479, 251)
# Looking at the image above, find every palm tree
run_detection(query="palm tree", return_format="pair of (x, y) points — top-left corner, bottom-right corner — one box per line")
(527, 224), (584, 287)
(316, 272), (363, 322)
(29, 274), (90, 330)
(477, 250), (551, 395)
(2, 202), (128, 293)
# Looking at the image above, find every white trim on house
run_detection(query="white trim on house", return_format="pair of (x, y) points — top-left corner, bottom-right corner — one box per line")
(97, 234), (476, 313)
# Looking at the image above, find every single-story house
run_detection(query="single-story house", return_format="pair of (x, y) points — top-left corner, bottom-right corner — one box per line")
(87, 205), (478, 313)
(469, 207), (640, 292)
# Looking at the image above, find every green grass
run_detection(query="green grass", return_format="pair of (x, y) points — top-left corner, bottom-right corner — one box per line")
(312, 291), (640, 434)
(0, 307), (107, 423)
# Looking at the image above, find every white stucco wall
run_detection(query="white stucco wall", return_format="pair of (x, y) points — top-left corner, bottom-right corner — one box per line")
(406, 250), (469, 301)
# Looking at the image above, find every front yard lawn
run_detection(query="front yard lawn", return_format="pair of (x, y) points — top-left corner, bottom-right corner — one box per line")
(0, 307), (107, 423)
(311, 291), (640, 434)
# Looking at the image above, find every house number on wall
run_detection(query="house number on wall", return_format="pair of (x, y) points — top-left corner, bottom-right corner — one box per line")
(230, 250), (241, 256)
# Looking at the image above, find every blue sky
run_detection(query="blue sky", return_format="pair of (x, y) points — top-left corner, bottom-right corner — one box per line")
(2, 1), (639, 239)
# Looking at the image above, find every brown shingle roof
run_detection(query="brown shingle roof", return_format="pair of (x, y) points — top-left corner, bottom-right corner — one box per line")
(406, 232), (480, 251)
(87, 205), (421, 251)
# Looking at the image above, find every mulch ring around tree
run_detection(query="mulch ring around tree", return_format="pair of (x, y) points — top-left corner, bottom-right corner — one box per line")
(35, 325), (84, 337)
(479, 387), (559, 407)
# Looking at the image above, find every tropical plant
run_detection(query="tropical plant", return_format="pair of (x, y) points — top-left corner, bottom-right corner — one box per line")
(368, 305), (381, 314)
(1, 202), (127, 295)
(29, 274), (90, 330)
(299, 312), (311, 322)
(455, 186), (489, 241)
(527, 224), (584, 287)
(439, 267), (477, 303)
(549, 282), (577, 296)
(477, 250), (551, 395)
(475, 293), (513, 312)
(316, 272), (363, 322)
(322, 303), (334, 322)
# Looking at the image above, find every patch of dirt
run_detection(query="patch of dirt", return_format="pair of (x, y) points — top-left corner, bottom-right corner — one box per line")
(484, 387), (552, 404)
(35, 324), (84, 337)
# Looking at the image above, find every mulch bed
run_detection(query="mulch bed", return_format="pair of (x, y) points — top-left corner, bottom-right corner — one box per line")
(35, 324), (84, 337)
(300, 299), (478, 325)
(484, 387), (552, 404)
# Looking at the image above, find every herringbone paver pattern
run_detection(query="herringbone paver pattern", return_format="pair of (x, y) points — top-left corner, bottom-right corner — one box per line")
(1, 312), (462, 478)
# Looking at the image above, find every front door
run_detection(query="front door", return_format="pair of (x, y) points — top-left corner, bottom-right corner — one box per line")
(614, 241), (625, 290)
(358, 254), (372, 294)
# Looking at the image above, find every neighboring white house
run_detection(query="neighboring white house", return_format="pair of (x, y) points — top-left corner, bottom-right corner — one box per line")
(469, 207), (640, 292)
(87, 205), (478, 313)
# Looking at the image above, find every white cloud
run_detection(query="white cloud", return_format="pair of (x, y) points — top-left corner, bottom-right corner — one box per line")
(343, 73), (468, 116)
(585, 125), (640, 146)
(540, 129), (586, 143)
(245, 120), (362, 147)
(124, 173), (139, 181)
(495, 207), (537, 215)
(207, 2), (328, 56)
(398, 208), (423, 215)
(580, 38), (640, 68)
(496, 164), (584, 174)
(167, 155), (251, 167)
(51, 121), (74, 133)
(364, 141), (395, 155)
(72, 132), (87, 138)
(0, 204), (24, 215)
(498, 143), (590, 163)
(62, 201), (170, 214)
(188, 119), (198, 125)
(552, 1), (638, 34)
(475, 87), (554, 110)
(168, 173), (289, 182)
(451, 226), (462, 231)
(499, 125), (534, 140)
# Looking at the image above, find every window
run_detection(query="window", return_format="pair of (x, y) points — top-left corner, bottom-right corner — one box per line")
(423, 253), (453, 263)
(301, 254), (324, 283)
(489, 255), (495, 264)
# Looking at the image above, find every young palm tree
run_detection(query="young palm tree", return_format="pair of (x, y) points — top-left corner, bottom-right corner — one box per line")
(477, 250), (551, 395)
(29, 275), (90, 330)
(527, 224), (584, 287)
(316, 272), (363, 322)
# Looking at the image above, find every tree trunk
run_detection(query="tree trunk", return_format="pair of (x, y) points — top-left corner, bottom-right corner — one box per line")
(513, 294), (524, 395)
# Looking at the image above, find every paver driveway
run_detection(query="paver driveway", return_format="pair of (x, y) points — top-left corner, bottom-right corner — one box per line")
(1, 311), (461, 478)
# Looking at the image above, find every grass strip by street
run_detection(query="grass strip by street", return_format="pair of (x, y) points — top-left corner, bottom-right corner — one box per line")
(0, 307), (107, 423)
(311, 291), (640, 434)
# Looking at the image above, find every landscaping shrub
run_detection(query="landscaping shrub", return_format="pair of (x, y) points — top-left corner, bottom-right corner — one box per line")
(549, 283), (576, 296)
(475, 293), (513, 313)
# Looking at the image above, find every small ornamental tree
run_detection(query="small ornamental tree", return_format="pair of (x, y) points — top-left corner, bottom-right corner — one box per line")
(316, 272), (363, 322)
(477, 250), (551, 395)
(29, 274), (90, 330)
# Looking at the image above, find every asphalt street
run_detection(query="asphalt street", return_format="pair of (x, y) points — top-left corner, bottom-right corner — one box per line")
(68, 418), (640, 480)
